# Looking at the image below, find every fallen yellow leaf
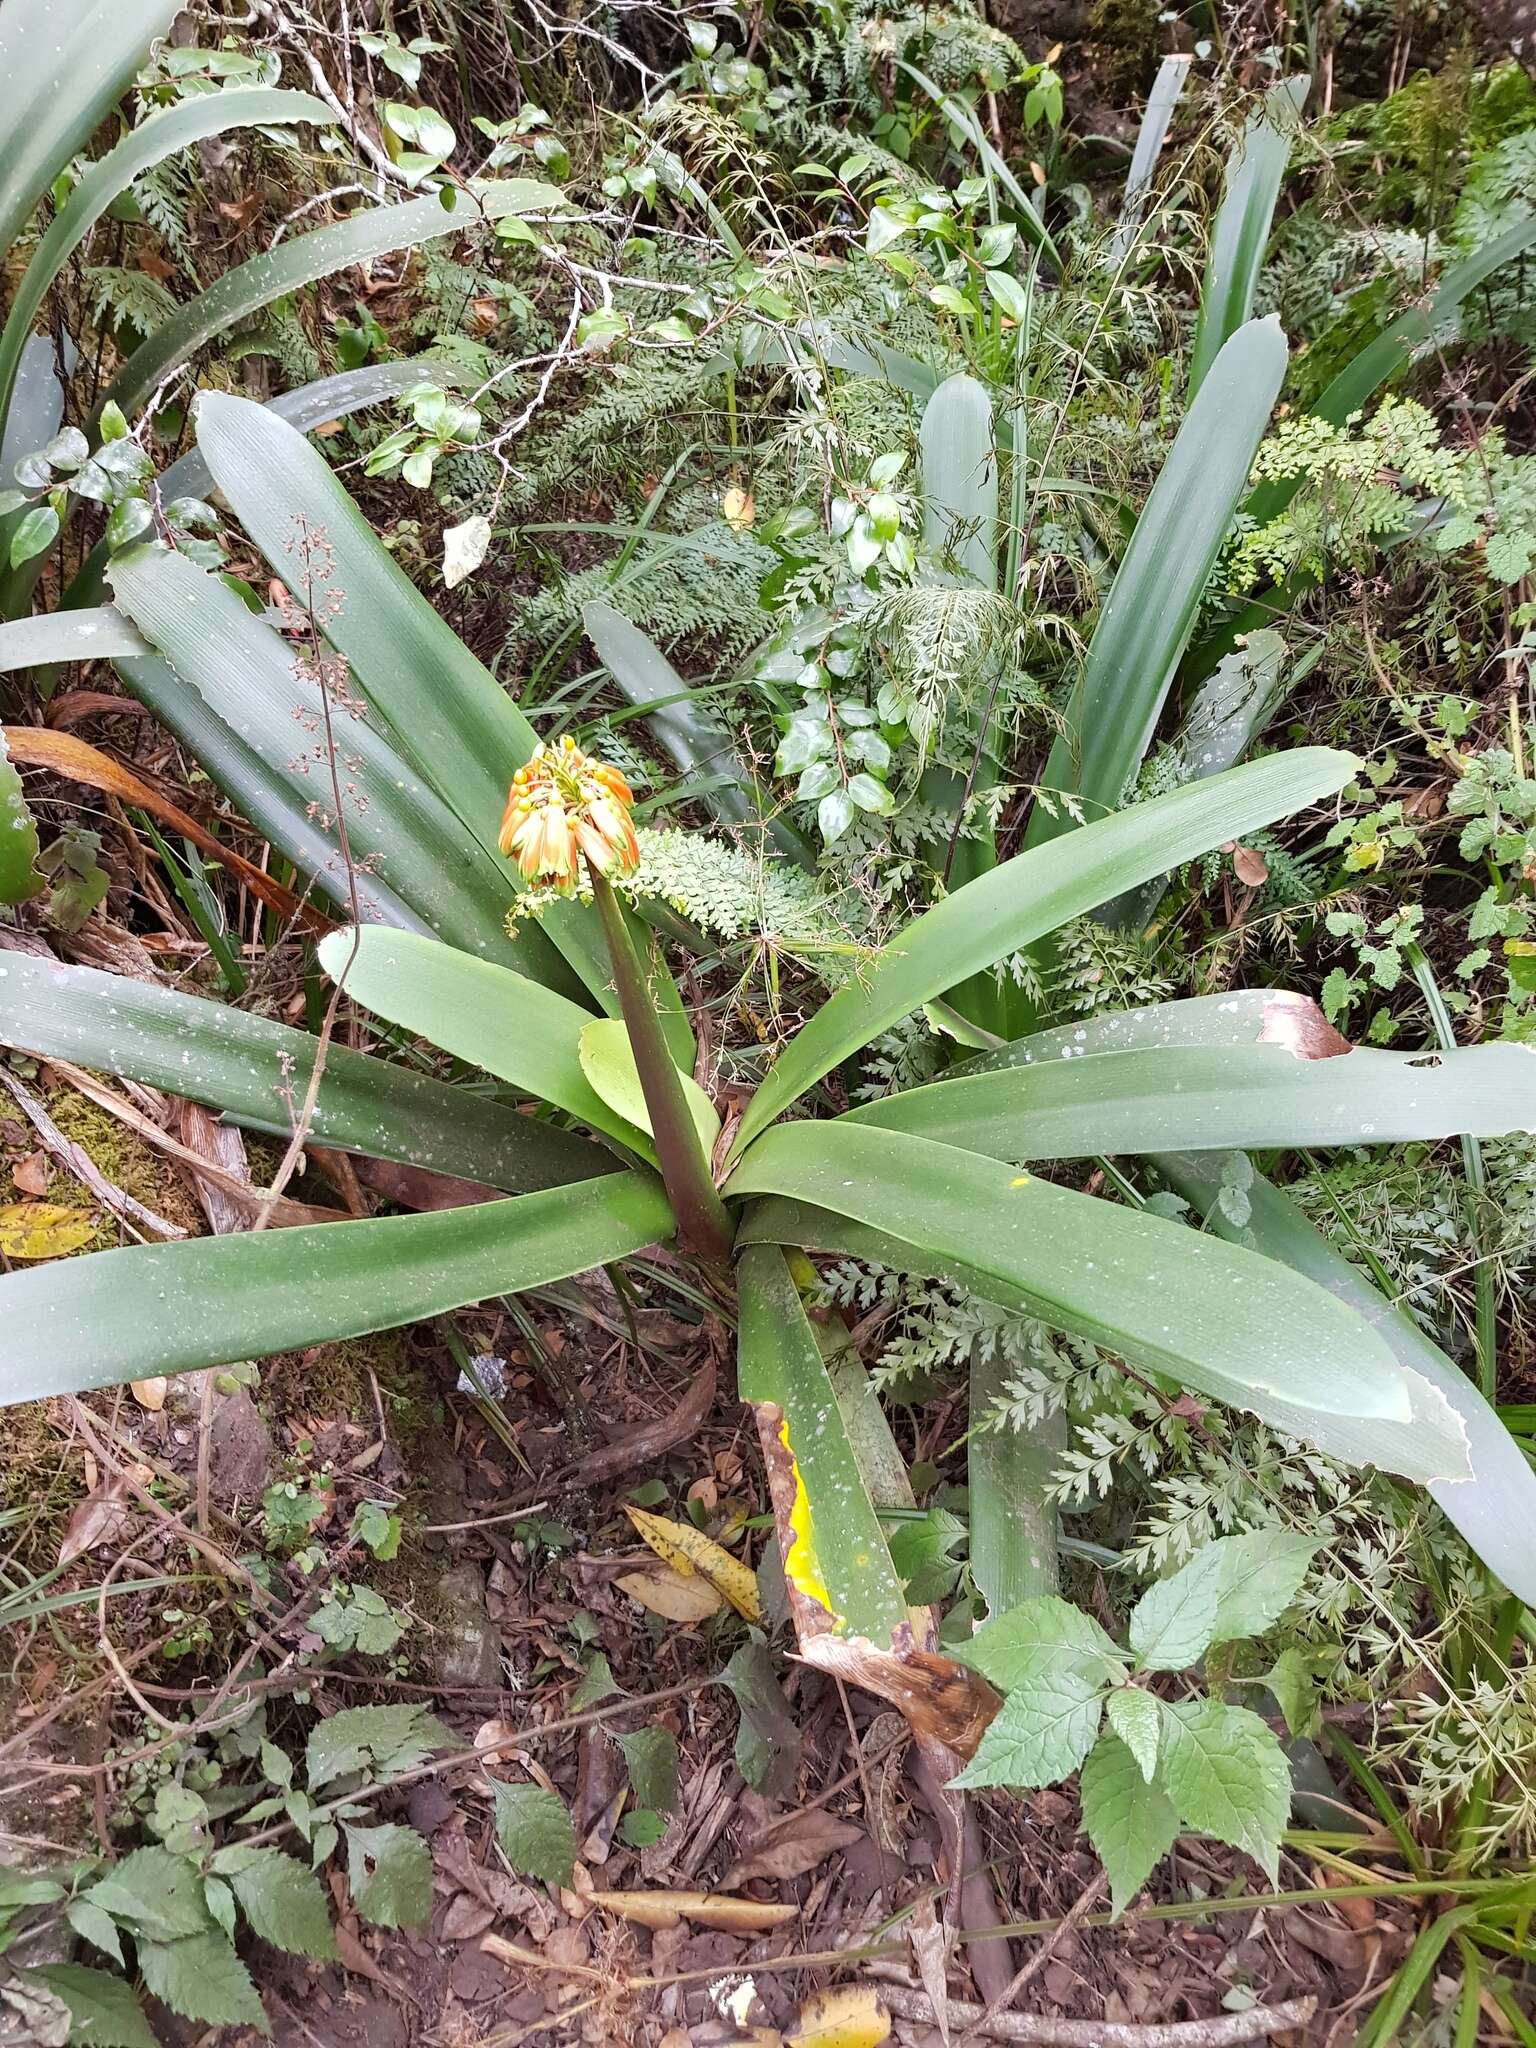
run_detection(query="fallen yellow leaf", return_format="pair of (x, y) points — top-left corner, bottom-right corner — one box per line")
(0, 1202), (98, 1260)
(584, 1888), (797, 1932)
(131, 1378), (167, 1412)
(790, 1984), (891, 2048)
(623, 1505), (761, 1621)
(722, 485), (755, 531)
(615, 1565), (724, 1623)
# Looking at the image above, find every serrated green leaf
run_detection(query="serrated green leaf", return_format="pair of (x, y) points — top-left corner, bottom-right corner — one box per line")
(1080, 1731), (1180, 1918)
(954, 1594), (1127, 1692)
(1207, 1531), (1319, 1645)
(137, 1932), (268, 2034)
(305, 1704), (452, 1790)
(1106, 1688), (1161, 1782)
(84, 1848), (209, 1941)
(489, 1782), (576, 1887)
(343, 1823), (432, 1930)
(570, 1652), (621, 1711)
(1262, 1647), (1318, 1738)
(616, 1728), (679, 1815)
(215, 1847), (336, 1959)
(22, 1965), (156, 2048)
(62, 1901), (122, 1966)
(1158, 1698), (1291, 1884)
(1128, 1549), (1224, 1672)
(0, 1873), (64, 1910)
(949, 1667), (1105, 1791)
(619, 1809), (666, 1848)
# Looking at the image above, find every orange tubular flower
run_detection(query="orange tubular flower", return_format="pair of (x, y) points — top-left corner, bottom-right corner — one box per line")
(499, 736), (639, 891)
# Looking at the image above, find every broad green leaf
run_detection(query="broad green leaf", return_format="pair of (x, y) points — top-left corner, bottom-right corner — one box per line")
(861, 1029), (1536, 1159)
(578, 1017), (718, 1160)
(0, 0), (180, 273)
(950, 1666), (1105, 1791)
(1206, 1531), (1319, 1644)
(736, 1242), (909, 1645)
(0, 607), (149, 676)
(99, 180), (567, 421)
(1023, 321), (1288, 856)
(306, 1703), (451, 1790)
(1106, 1687), (1161, 1782)
(731, 748), (1353, 1153)
(729, 1123), (1419, 1436)
(65, 1899), (124, 1966)
(0, 953), (612, 1194)
(955, 1595), (1127, 1691)
(583, 602), (809, 865)
(213, 1847), (336, 1960)
(1158, 1150), (1528, 1598)
(1262, 1647), (1318, 1737)
(1158, 1698), (1291, 1883)
(1079, 1730), (1179, 1916)
(919, 374), (997, 587)
(0, 1171), (672, 1402)
(84, 1848), (208, 1942)
(320, 927), (647, 1156)
(0, 89), (328, 437)
(1188, 81), (1308, 395)
(343, 1824), (431, 1929)
(490, 1781), (577, 1887)
(0, 729), (42, 904)
(137, 1932), (268, 2034)
(1128, 1549), (1225, 1672)
(22, 1966), (156, 2048)
(616, 1727), (679, 1814)
(109, 547), (568, 985)
(192, 394), (682, 1039)
(719, 1641), (802, 1801)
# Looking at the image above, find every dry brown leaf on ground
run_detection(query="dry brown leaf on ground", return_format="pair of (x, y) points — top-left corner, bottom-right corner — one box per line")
(582, 1888), (798, 1932)
(788, 1983), (892, 2047)
(623, 1505), (761, 1621)
(724, 1810), (866, 1887)
(130, 1377), (167, 1411)
(57, 1463), (150, 1565)
(614, 1565), (724, 1623)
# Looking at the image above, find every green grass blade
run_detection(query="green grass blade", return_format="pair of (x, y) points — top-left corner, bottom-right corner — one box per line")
(107, 545), (567, 985)
(730, 747), (1353, 1155)
(0, 952), (611, 1193)
(98, 178), (565, 421)
(316, 925), (651, 1158)
(1025, 316), (1288, 847)
(849, 1037), (1536, 1157)
(737, 1242), (910, 1644)
(727, 1123), (1452, 1458)
(0, 87), (328, 435)
(0, 0), (180, 276)
(1188, 80), (1308, 395)
(0, 1172), (673, 1403)
(894, 58), (1062, 269)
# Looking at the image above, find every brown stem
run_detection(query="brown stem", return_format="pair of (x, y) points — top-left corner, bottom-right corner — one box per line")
(589, 867), (733, 1267)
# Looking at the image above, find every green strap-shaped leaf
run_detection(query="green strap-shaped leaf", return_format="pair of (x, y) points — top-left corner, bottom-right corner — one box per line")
(193, 395), (689, 1056)
(1025, 317), (1288, 848)
(1109, 54), (1192, 263)
(729, 747), (1354, 1156)
(99, 178), (567, 420)
(1188, 80), (1308, 396)
(0, 951), (610, 1192)
(316, 925), (651, 1158)
(0, 607), (149, 675)
(0, 87), (329, 435)
(1158, 1150), (1536, 1605)
(0, 1171), (673, 1403)
(737, 1242), (910, 1644)
(0, 732), (43, 905)
(0, 0), (180, 270)
(918, 374), (997, 588)
(727, 1122), (1467, 1469)
(108, 545), (569, 987)
(847, 1036), (1536, 1157)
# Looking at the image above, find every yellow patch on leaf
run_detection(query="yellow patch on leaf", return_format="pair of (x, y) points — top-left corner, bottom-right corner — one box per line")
(777, 1418), (837, 1619)
(622, 1506), (761, 1621)
(789, 1984), (892, 2047)
(0, 1202), (98, 1259)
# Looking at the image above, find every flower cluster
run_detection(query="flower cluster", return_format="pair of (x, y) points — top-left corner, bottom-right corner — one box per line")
(498, 736), (640, 890)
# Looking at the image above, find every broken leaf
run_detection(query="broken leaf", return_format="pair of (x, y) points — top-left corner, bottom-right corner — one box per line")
(789, 1984), (892, 2047)
(623, 1505), (760, 1621)
(0, 1202), (98, 1259)
(724, 1809), (865, 1887)
(583, 1888), (798, 1932)
(442, 513), (492, 589)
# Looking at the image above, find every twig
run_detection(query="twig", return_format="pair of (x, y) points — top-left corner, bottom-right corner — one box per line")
(980, 1869), (1110, 2027)
(870, 1979), (1317, 2045)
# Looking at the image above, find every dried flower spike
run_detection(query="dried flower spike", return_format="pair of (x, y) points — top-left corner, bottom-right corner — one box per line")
(499, 736), (639, 891)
